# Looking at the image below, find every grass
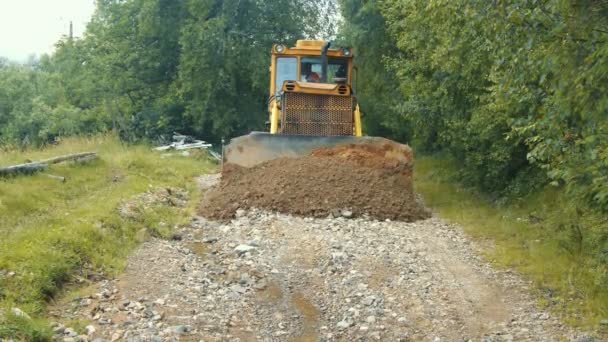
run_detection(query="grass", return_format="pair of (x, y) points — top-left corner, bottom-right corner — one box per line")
(0, 134), (216, 340)
(415, 156), (608, 331)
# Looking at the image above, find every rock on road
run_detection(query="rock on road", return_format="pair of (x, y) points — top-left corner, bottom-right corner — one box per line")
(53, 175), (593, 342)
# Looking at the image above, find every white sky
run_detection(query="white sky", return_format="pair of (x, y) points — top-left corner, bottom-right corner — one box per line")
(0, 0), (96, 62)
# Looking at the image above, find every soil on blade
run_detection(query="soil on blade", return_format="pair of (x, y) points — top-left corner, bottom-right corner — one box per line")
(199, 143), (430, 221)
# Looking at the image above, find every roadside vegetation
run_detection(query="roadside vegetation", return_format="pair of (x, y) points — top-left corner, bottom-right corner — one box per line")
(415, 157), (608, 329)
(0, 135), (215, 340)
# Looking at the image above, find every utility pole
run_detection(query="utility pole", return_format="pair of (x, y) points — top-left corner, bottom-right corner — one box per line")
(69, 21), (73, 40)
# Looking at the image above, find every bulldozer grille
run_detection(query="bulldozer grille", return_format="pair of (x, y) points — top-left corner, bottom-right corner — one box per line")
(280, 93), (354, 136)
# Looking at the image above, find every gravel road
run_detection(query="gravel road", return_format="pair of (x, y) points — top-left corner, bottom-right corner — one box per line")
(52, 175), (594, 341)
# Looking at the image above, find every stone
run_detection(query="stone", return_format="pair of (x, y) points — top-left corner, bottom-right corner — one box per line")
(11, 307), (31, 320)
(239, 273), (253, 285)
(234, 244), (256, 255)
(274, 330), (288, 337)
(79, 298), (92, 307)
(171, 325), (192, 334)
(231, 284), (247, 294)
(341, 210), (353, 218)
(85, 325), (96, 335)
(247, 239), (260, 247)
(143, 309), (154, 318)
(254, 279), (268, 290)
(64, 328), (78, 337)
(337, 318), (354, 330)
(574, 335), (597, 342)
(203, 237), (219, 243)
(52, 323), (66, 334)
(362, 296), (376, 306)
(98, 318), (112, 325)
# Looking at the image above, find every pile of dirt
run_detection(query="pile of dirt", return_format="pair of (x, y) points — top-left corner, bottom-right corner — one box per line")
(199, 142), (430, 222)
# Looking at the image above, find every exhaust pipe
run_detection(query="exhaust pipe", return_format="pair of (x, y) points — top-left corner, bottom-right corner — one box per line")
(320, 41), (331, 83)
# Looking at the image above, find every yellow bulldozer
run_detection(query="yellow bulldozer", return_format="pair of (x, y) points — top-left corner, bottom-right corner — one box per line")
(224, 40), (409, 167)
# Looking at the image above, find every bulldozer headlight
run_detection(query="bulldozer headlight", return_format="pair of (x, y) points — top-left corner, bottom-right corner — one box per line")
(275, 44), (286, 53)
(341, 47), (351, 56)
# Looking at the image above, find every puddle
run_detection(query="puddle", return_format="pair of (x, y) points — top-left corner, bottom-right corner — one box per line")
(255, 283), (320, 341)
(187, 242), (208, 256)
(291, 291), (320, 342)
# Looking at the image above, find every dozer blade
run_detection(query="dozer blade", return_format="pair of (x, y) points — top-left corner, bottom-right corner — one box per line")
(223, 132), (411, 168)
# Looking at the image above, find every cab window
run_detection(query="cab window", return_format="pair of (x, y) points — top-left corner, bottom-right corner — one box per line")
(300, 57), (348, 83)
(275, 57), (297, 94)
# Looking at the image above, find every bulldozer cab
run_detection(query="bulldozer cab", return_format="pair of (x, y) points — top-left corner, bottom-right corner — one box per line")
(268, 40), (362, 137)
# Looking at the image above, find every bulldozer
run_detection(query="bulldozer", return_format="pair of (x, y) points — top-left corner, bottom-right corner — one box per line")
(223, 40), (410, 167)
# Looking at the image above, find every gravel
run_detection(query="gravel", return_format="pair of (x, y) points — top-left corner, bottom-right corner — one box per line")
(50, 175), (597, 341)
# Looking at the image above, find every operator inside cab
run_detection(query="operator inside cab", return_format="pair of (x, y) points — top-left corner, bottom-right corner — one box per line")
(300, 57), (348, 84)
(301, 62), (320, 83)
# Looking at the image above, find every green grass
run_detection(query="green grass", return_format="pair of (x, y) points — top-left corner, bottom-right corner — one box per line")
(0, 134), (216, 340)
(415, 156), (608, 331)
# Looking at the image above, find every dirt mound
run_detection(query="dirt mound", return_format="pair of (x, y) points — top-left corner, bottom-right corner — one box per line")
(199, 143), (430, 222)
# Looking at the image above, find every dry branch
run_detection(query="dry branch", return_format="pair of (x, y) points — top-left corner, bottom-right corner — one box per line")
(42, 173), (67, 182)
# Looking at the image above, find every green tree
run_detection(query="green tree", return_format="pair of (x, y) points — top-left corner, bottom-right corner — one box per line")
(338, 0), (407, 141)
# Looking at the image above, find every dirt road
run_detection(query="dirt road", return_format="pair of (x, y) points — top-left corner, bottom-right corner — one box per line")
(52, 175), (590, 341)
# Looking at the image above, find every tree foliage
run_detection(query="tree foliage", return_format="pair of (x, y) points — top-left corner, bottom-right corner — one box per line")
(0, 0), (334, 146)
(340, 0), (608, 208)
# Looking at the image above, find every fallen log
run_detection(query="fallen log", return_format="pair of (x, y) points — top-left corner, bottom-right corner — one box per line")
(39, 152), (96, 165)
(0, 152), (97, 177)
(0, 162), (47, 176)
